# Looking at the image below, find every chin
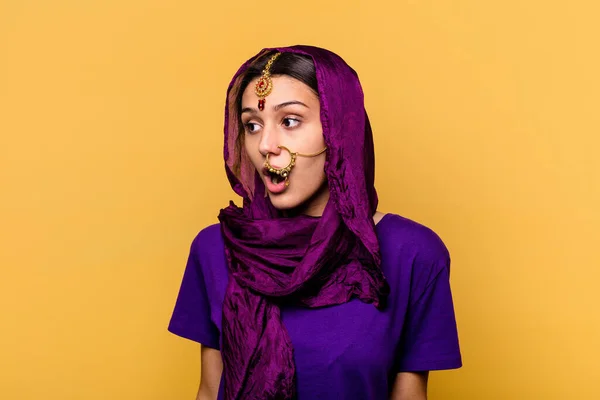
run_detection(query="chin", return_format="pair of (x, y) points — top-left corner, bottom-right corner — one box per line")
(267, 193), (306, 211)
(267, 182), (329, 216)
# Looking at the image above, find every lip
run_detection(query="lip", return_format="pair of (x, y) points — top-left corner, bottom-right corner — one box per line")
(263, 164), (284, 174)
(264, 173), (287, 194)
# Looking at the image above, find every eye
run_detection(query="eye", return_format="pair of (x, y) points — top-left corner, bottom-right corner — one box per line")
(244, 122), (261, 133)
(282, 117), (301, 129)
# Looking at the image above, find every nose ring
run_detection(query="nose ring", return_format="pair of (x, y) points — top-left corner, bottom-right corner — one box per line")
(264, 145), (327, 187)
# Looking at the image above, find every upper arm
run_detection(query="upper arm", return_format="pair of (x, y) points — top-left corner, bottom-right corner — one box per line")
(389, 226), (461, 398)
(395, 261), (462, 372)
(196, 346), (223, 400)
(168, 232), (224, 399)
(390, 371), (429, 400)
(169, 233), (221, 348)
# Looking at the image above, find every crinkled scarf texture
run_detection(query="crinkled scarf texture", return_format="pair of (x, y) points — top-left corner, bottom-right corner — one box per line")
(217, 45), (390, 400)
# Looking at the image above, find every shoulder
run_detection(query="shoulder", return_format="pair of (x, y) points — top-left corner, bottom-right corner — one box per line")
(377, 213), (454, 306)
(189, 223), (223, 257)
(377, 213), (451, 283)
(378, 213), (449, 261)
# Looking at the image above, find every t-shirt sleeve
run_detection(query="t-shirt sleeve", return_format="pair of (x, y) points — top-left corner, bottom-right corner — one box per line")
(168, 238), (220, 349)
(395, 259), (462, 372)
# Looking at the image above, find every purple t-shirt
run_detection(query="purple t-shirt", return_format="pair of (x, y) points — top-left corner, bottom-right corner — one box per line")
(168, 213), (462, 399)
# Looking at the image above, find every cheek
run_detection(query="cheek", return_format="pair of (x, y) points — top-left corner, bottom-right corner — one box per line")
(243, 136), (261, 167)
(307, 125), (326, 148)
(298, 157), (327, 184)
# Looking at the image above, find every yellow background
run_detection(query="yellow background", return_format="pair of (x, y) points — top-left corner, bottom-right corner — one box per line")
(1, 0), (598, 399)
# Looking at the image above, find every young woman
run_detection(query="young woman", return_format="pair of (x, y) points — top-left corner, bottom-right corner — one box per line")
(169, 45), (462, 400)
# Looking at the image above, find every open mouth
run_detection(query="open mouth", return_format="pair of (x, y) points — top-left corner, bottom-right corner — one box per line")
(269, 172), (284, 185)
(263, 166), (288, 193)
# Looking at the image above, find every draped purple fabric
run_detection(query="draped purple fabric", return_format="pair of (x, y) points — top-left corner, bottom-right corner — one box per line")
(217, 45), (390, 400)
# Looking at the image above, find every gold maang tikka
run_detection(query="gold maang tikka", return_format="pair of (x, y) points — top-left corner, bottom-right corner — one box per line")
(265, 145), (328, 188)
(255, 52), (281, 111)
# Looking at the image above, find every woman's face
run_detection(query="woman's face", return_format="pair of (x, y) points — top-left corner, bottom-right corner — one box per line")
(240, 75), (328, 216)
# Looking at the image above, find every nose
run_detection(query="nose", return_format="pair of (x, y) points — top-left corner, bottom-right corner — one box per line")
(258, 123), (280, 158)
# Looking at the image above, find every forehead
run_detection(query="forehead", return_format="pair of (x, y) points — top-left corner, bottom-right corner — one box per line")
(241, 75), (319, 107)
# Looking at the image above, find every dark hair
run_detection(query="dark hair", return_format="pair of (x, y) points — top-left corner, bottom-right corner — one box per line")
(231, 51), (319, 176)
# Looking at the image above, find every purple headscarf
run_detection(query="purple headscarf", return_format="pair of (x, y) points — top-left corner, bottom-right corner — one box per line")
(217, 45), (390, 400)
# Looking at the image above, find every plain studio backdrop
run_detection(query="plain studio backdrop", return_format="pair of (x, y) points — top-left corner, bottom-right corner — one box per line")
(1, 1), (598, 399)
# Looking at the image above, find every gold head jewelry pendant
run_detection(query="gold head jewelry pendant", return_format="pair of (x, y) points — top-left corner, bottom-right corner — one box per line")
(254, 53), (281, 111)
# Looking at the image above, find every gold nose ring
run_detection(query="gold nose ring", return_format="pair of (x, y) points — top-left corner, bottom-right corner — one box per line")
(264, 145), (327, 187)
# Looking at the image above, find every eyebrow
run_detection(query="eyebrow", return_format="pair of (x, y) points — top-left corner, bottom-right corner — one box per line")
(241, 100), (309, 115)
